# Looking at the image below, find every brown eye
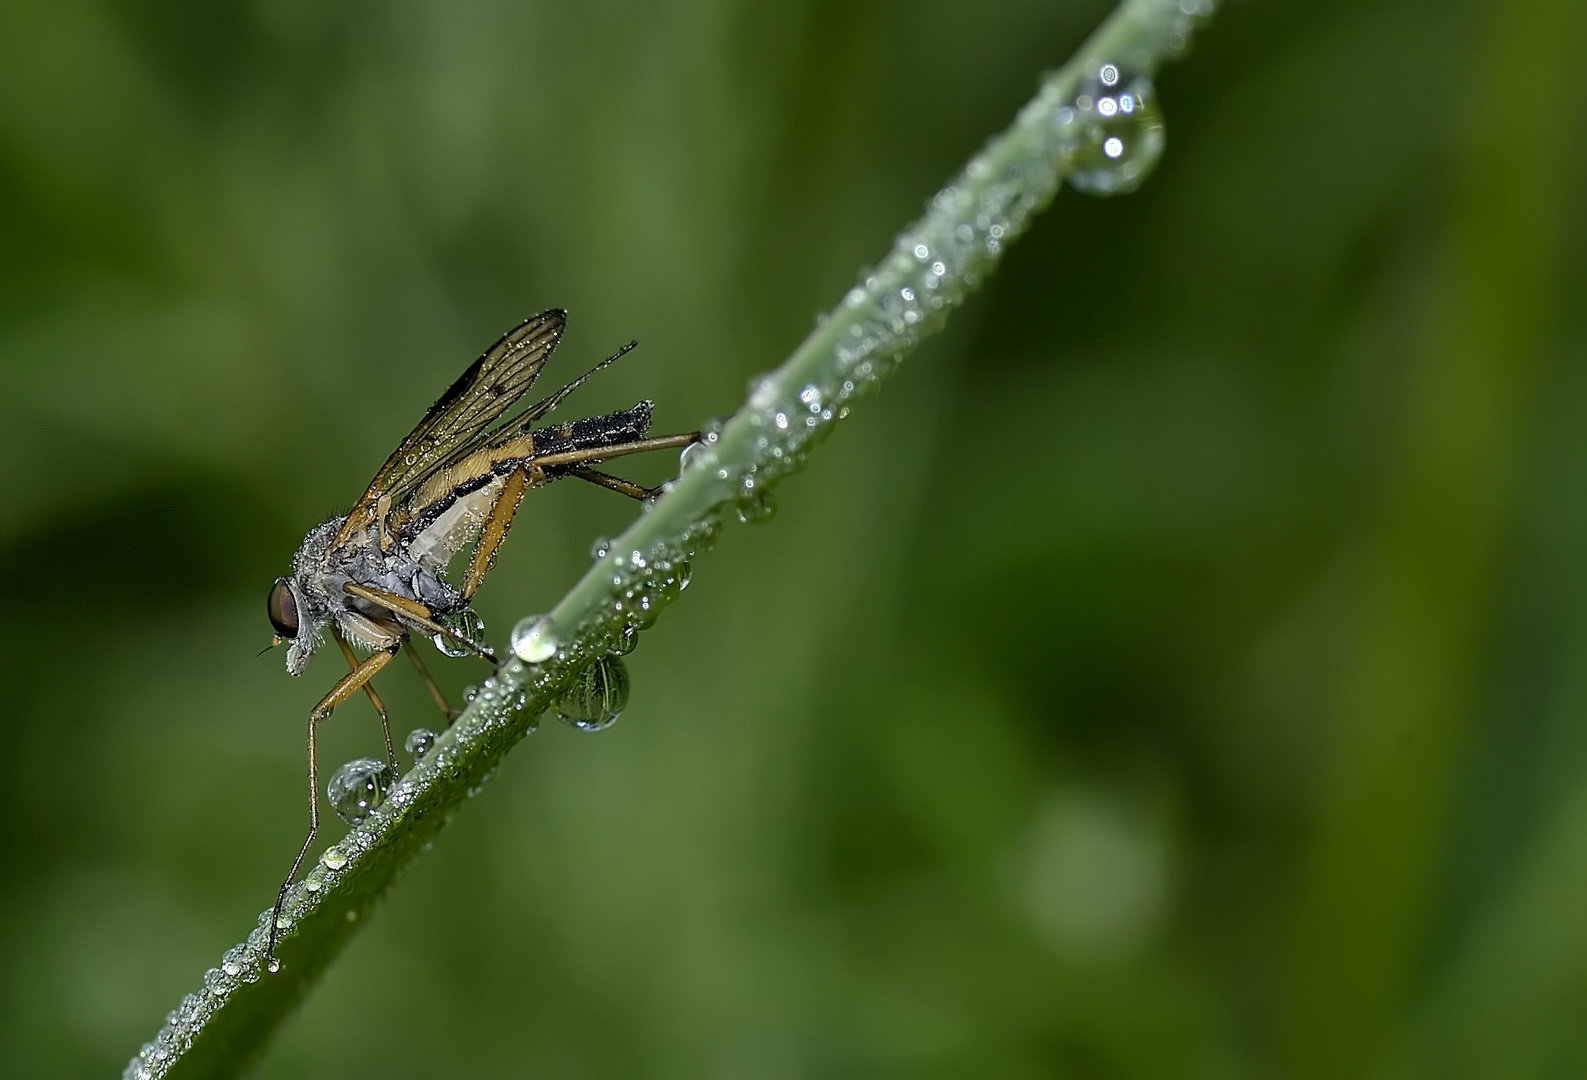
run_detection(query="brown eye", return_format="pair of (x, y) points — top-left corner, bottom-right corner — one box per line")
(267, 578), (299, 639)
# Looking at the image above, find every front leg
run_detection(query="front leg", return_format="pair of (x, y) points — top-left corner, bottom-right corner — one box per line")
(267, 644), (399, 967)
(334, 628), (397, 768)
(341, 582), (498, 664)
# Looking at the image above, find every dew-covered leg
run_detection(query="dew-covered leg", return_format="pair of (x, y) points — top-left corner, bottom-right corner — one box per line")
(461, 467), (529, 602)
(268, 645), (398, 965)
(571, 466), (659, 501)
(403, 641), (456, 725)
(334, 628), (396, 768)
(527, 432), (699, 471)
(341, 582), (497, 664)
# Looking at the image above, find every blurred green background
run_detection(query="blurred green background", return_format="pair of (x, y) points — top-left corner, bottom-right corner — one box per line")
(3, 0), (1586, 1076)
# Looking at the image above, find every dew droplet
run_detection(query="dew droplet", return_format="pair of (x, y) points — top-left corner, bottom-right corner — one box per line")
(404, 727), (436, 760)
(462, 684), (479, 703)
(432, 607), (487, 658)
(612, 625), (639, 654)
(510, 614), (559, 662)
(326, 758), (396, 825)
(555, 655), (630, 732)
(590, 535), (613, 559)
(203, 967), (234, 997)
(736, 488), (777, 525)
(320, 845), (348, 870)
(1064, 72), (1165, 196)
(679, 440), (714, 473)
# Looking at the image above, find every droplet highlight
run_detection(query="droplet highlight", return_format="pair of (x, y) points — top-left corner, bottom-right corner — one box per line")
(511, 614), (559, 662)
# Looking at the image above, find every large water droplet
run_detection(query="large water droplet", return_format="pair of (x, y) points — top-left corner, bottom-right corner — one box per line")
(404, 727), (436, 761)
(1063, 71), (1165, 196)
(556, 655), (630, 732)
(326, 758), (396, 825)
(432, 607), (487, 658)
(511, 614), (559, 662)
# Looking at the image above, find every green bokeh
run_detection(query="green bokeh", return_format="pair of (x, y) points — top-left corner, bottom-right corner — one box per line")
(3, 0), (1586, 1076)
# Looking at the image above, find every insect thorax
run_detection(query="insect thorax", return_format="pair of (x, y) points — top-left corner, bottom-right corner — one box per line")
(286, 515), (464, 666)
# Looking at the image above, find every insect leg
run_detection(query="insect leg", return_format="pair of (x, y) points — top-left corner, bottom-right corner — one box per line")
(528, 432), (699, 471)
(403, 641), (456, 724)
(342, 582), (498, 665)
(334, 628), (397, 768)
(570, 466), (659, 501)
(462, 467), (530, 601)
(269, 645), (399, 964)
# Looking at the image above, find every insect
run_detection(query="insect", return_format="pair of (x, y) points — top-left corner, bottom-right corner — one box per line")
(262, 309), (697, 965)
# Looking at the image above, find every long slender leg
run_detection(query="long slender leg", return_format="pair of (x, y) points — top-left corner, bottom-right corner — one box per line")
(528, 432), (699, 470)
(571, 466), (658, 501)
(268, 646), (398, 965)
(462, 467), (529, 601)
(403, 641), (456, 724)
(342, 582), (434, 623)
(342, 582), (498, 664)
(334, 628), (397, 768)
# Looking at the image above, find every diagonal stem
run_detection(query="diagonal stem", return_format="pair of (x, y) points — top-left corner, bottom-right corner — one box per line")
(125, 2), (1219, 1077)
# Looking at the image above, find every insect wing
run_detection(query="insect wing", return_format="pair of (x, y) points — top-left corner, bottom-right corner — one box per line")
(333, 309), (566, 547)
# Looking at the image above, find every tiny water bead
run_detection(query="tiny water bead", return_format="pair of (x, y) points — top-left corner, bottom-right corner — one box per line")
(590, 535), (613, 560)
(462, 684), (479, 703)
(326, 758), (396, 825)
(556, 655), (630, 732)
(510, 614), (559, 662)
(1060, 68), (1165, 196)
(432, 608), (487, 658)
(404, 727), (436, 761)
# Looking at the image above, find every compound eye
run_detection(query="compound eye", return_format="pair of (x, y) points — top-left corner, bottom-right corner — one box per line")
(267, 578), (299, 639)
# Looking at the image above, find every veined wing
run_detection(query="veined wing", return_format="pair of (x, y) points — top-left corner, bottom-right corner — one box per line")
(392, 402), (655, 570)
(421, 339), (639, 486)
(332, 309), (566, 549)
